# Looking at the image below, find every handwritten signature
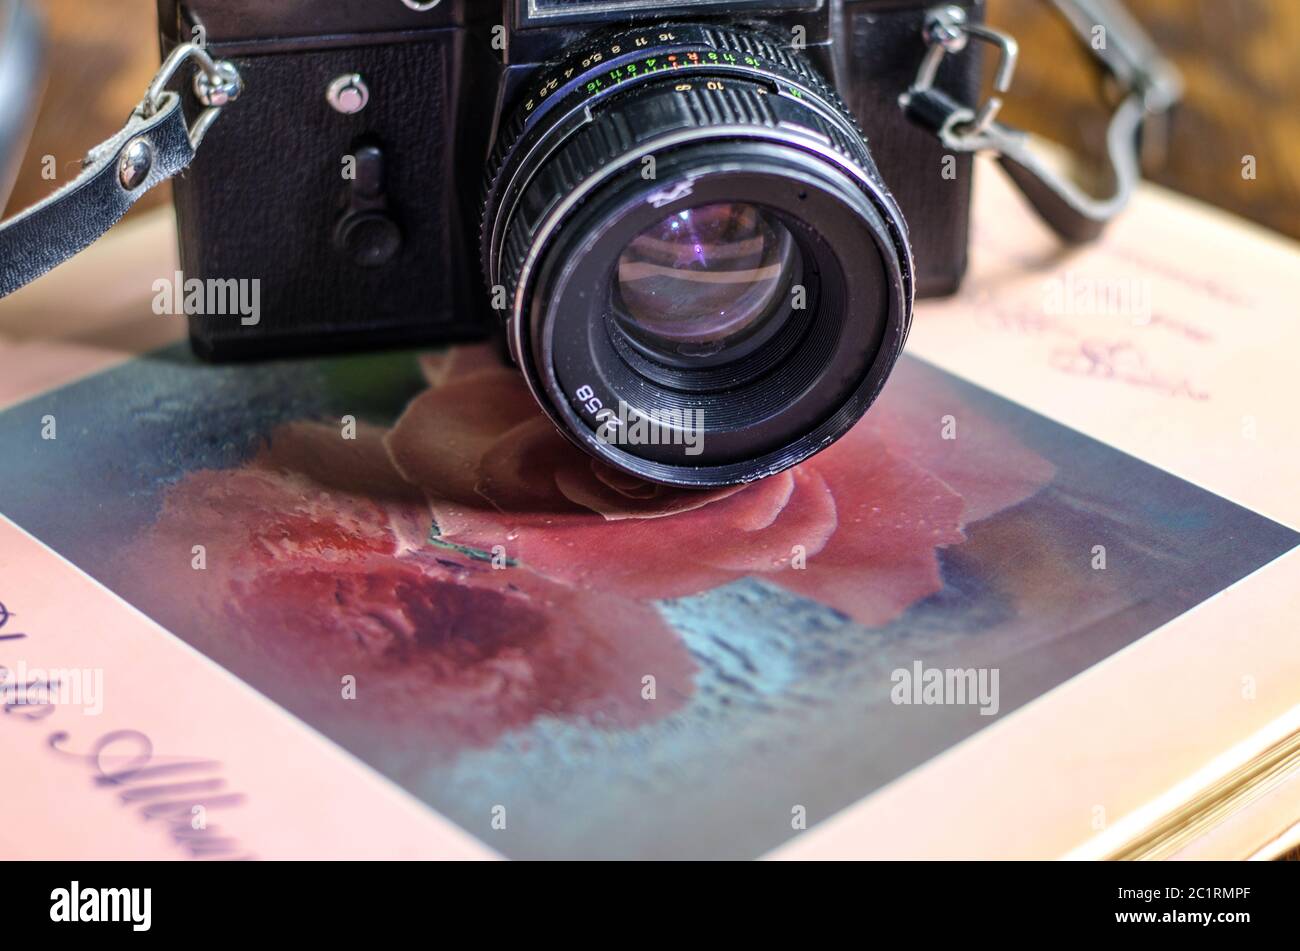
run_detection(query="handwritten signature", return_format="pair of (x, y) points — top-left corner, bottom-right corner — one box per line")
(0, 598), (254, 859)
(978, 299), (1211, 400)
(1050, 340), (1210, 401)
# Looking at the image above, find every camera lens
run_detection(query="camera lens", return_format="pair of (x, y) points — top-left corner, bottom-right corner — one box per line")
(613, 202), (797, 366)
(483, 24), (913, 487)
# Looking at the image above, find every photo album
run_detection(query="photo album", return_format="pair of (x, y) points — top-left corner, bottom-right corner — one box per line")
(3, 163), (1297, 862)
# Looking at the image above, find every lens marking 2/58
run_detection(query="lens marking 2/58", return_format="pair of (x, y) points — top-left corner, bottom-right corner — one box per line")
(575, 384), (603, 415)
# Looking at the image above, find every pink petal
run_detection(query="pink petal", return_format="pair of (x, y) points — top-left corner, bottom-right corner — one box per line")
(106, 451), (695, 757)
(385, 371), (537, 505)
(773, 434), (966, 626)
(866, 361), (1056, 525)
(418, 343), (508, 387)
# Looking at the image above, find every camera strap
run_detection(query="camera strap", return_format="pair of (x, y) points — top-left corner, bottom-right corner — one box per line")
(0, 43), (241, 299)
(901, 0), (1182, 243)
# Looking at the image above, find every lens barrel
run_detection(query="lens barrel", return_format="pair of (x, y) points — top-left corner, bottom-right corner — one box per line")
(483, 24), (913, 487)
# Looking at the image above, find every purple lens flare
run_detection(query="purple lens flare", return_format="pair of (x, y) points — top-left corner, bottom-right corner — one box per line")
(614, 202), (796, 358)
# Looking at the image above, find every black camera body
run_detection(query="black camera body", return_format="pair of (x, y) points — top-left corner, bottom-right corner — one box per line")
(159, 0), (980, 359)
(158, 0), (984, 485)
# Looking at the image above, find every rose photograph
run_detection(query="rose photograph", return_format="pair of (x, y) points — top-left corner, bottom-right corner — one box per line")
(0, 342), (1291, 859)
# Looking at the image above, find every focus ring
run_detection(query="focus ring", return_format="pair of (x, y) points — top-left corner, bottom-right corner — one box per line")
(496, 78), (880, 306)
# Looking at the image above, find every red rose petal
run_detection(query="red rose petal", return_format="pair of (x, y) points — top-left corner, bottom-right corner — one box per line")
(108, 448), (695, 757)
(224, 558), (695, 752)
(556, 461), (744, 521)
(773, 435), (966, 626)
(433, 470), (819, 598)
(475, 418), (586, 515)
(257, 419), (423, 503)
(418, 344), (507, 387)
(700, 465), (838, 572)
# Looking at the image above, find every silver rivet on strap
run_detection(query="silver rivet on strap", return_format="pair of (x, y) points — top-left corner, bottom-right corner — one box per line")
(118, 137), (154, 191)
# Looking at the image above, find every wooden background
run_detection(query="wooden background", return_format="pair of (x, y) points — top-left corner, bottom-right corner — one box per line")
(6, 0), (1300, 238)
(993, 0), (1300, 238)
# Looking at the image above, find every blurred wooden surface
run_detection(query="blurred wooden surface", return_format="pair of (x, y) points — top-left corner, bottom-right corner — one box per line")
(990, 0), (1300, 239)
(6, 1), (165, 218)
(5, 0), (1300, 239)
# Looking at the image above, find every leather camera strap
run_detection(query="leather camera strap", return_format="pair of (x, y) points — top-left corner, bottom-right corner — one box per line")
(0, 42), (240, 299)
(0, 93), (193, 298)
(901, 0), (1182, 243)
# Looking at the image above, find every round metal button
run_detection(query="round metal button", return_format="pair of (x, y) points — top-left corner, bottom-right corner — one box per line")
(118, 137), (153, 191)
(327, 74), (370, 115)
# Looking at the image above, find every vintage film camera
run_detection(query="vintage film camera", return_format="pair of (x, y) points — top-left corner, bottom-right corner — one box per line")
(159, 0), (988, 485)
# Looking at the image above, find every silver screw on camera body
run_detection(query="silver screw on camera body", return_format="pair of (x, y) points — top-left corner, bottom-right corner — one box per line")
(401, 0), (443, 10)
(194, 60), (244, 108)
(924, 5), (970, 53)
(327, 74), (370, 114)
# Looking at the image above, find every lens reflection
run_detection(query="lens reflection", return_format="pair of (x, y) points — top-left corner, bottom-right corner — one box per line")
(614, 202), (795, 361)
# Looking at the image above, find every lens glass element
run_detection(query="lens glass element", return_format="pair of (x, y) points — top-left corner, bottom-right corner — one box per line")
(613, 202), (796, 362)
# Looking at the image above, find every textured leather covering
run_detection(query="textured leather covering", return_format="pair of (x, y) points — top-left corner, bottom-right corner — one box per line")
(177, 35), (494, 360)
(836, 1), (982, 298)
